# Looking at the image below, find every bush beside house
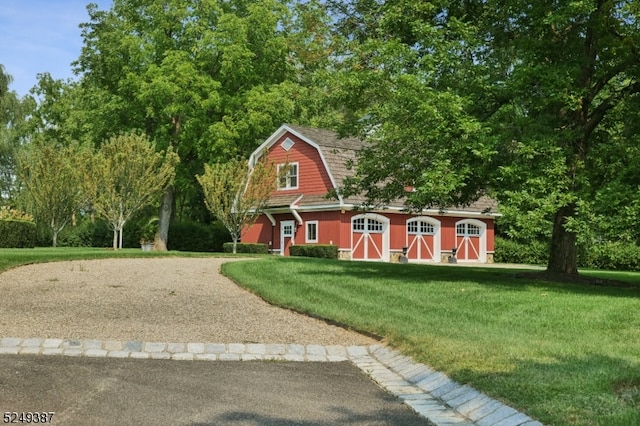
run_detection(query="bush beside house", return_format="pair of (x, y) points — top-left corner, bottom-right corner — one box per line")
(223, 242), (268, 254)
(290, 244), (338, 259)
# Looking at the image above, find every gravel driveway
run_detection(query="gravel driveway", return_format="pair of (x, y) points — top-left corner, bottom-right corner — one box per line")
(0, 258), (376, 346)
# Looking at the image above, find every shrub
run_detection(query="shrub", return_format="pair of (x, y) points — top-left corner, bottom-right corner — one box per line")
(0, 208), (36, 248)
(580, 241), (640, 271)
(290, 244), (338, 259)
(209, 220), (233, 252)
(494, 237), (548, 265)
(496, 237), (640, 271)
(223, 242), (268, 254)
(0, 220), (36, 248)
(168, 220), (231, 252)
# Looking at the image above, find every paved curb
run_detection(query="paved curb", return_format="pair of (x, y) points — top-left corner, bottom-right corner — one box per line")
(0, 337), (542, 426)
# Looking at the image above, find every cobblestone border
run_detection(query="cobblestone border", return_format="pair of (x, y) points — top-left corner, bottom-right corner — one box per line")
(0, 337), (542, 426)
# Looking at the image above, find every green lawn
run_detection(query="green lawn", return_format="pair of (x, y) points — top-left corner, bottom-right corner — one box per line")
(0, 247), (241, 273)
(222, 257), (640, 426)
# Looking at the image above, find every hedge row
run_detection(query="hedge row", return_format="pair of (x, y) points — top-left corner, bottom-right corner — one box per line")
(579, 241), (640, 272)
(290, 244), (338, 259)
(168, 220), (231, 252)
(55, 219), (232, 251)
(0, 220), (36, 248)
(223, 242), (269, 254)
(494, 237), (548, 265)
(495, 236), (640, 271)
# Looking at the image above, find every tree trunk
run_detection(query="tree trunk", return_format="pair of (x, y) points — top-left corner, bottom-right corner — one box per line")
(112, 229), (118, 250)
(155, 185), (174, 251)
(547, 204), (578, 274)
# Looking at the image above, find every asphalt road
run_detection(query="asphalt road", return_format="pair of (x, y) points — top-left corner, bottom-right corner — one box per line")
(0, 355), (429, 426)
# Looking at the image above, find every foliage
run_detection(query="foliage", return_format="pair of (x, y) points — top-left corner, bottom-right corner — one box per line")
(494, 237), (549, 265)
(222, 242), (268, 254)
(496, 236), (640, 272)
(17, 140), (86, 247)
(289, 244), (338, 259)
(223, 257), (640, 425)
(84, 132), (178, 249)
(71, 0), (338, 242)
(0, 66), (29, 205)
(167, 220), (231, 252)
(330, 0), (640, 275)
(580, 241), (640, 272)
(0, 209), (36, 248)
(0, 206), (33, 222)
(197, 156), (276, 254)
(138, 217), (159, 244)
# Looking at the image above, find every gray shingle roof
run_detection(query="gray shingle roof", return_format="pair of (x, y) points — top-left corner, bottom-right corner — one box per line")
(268, 125), (498, 215)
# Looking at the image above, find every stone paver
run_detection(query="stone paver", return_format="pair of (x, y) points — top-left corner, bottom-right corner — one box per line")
(0, 337), (541, 426)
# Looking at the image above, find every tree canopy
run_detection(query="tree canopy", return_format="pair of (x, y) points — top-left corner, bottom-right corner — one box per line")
(72, 0), (337, 246)
(17, 141), (85, 247)
(197, 155), (276, 254)
(84, 132), (178, 249)
(331, 0), (640, 274)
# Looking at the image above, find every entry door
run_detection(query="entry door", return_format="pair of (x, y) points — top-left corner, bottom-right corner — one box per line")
(280, 220), (295, 256)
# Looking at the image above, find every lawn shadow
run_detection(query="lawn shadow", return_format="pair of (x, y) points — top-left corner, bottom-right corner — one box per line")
(287, 257), (640, 299)
(454, 352), (640, 425)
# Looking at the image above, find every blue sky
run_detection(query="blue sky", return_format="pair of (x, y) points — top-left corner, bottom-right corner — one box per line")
(0, 0), (112, 98)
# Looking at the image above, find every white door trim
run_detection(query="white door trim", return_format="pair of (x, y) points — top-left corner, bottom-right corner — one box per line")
(280, 220), (295, 256)
(351, 213), (390, 261)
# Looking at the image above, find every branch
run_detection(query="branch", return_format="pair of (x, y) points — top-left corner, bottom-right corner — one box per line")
(586, 80), (640, 137)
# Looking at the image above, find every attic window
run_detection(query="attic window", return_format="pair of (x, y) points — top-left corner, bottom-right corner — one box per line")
(280, 138), (295, 151)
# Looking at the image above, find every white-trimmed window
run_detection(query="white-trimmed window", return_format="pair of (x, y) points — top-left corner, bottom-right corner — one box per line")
(352, 216), (385, 233)
(306, 221), (318, 243)
(368, 218), (384, 232)
(280, 137), (295, 151)
(456, 222), (481, 237)
(277, 162), (298, 190)
(408, 220), (435, 235)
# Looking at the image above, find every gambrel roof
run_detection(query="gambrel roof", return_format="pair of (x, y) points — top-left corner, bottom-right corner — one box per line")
(251, 124), (498, 217)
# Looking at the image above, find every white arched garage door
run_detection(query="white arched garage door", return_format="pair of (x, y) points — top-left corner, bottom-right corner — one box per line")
(351, 214), (389, 261)
(406, 217), (441, 262)
(455, 219), (487, 262)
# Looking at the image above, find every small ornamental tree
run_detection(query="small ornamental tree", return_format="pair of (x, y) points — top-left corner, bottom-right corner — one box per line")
(197, 155), (276, 254)
(85, 132), (178, 249)
(17, 141), (85, 247)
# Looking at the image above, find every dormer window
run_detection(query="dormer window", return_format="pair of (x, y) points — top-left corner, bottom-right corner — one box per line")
(280, 137), (295, 151)
(277, 162), (298, 190)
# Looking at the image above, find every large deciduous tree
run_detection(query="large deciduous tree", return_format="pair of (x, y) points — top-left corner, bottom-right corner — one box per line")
(73, 0), (336, 248)
(197, 156), (276, 254)
(483, 0), (640, 274)
(331, 0), (640, 276)
(85, 132), (178, 250)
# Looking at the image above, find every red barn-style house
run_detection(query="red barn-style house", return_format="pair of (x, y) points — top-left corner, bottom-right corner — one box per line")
(243, 124), (499, 263)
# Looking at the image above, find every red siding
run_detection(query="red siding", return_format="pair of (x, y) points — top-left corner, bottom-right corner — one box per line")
(242, 216), (273, 247)
(266, 133), (334, 196)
